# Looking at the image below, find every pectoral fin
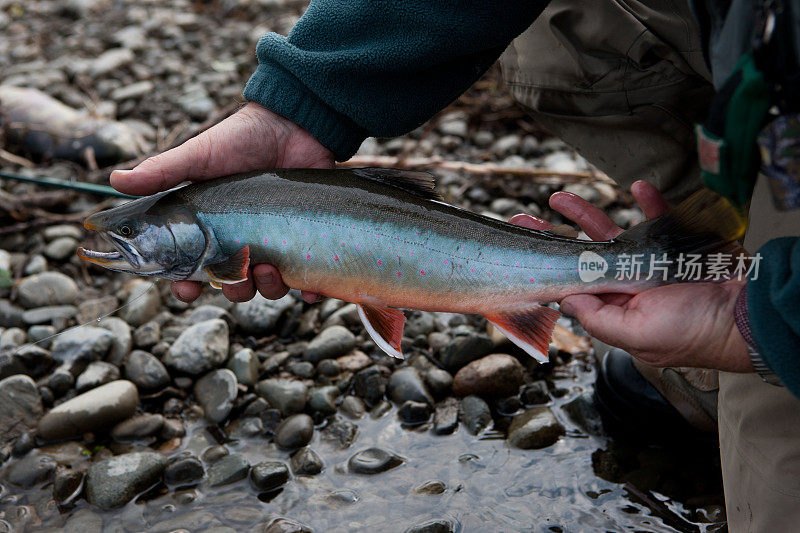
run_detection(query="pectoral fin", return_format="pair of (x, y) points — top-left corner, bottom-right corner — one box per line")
(205, 246), (250, 284)
(357, 303), (406, 359)
(484, 305), (561, 363)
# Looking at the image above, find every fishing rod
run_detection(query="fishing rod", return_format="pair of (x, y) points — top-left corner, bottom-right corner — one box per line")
(0, 171), (138, 199)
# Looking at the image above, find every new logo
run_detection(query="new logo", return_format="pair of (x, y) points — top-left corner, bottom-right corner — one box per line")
(578, 251), (608, 282)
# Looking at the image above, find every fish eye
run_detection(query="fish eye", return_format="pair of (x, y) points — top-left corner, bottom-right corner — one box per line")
(117, 224), (134, 237)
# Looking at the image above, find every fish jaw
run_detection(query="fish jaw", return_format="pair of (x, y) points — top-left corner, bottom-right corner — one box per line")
(77, 247), (130, 270)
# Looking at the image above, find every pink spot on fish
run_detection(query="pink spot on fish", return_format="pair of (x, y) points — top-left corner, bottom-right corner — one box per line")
(487, 272), (492, 277)
(356, 244), (361, 250)
(420, 269), (426, 276)
(235, 239), (240, 244)
(322, 233), (326, 238)
(246, 222), (251, 226)
(302, 230), (306, 235)
(470, 267), (476, 274)
(282, 240), (287, 245)
(529, 277), (535, 283)
(333, 254), (339, 262)
(229, 222), (233, 227)
(396, 271), (402, 277)
(443, 259), (449, 265)
(547, 264), (551, 269)
(306, 254), (311, 260)
(494, 260), (499, 265)
(263, 237), (268, 244)
(515, 262), (520, 268)
(505, 274), (510, 278)
(558, 274), (562, 279)
(410, 251), (415, 255)
(377, 259), (383, 266)
(341, 242), (346, 246)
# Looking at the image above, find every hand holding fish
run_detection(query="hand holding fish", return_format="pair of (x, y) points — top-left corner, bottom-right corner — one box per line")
(110, 102), (333, 304)
(512, 181), (751, 373)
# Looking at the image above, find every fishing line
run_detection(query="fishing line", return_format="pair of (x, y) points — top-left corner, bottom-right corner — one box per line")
(11, 278), (161, 355)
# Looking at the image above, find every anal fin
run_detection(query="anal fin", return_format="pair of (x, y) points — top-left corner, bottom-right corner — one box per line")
(205, 246), (250, 284)
(484, 305), (561, 363)
(356, 303), (406, 359)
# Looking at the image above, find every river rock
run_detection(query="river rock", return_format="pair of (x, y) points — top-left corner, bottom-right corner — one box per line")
(256, 378), (307, 416)
(164, 453), (204, 487)
(453, 353), (524, 398)
(37, 380), (138, 441)
(507, 407), (565, 449)
(250, 461), (289, 491)
(353, 365), (386, 407)
(303, 325), (357, 363)
(2, 452), (56, 488)
(164, 319), (229, 375)
(53, 469), (84, 505)
(433, 397), (459, 435)
(133, 321), (160, 349)
(206, 453), (249, 487)
(50, 326), (113, 367)
(0, 375), (42, 446)
(124, 350), (170, 390)
(459, 395), (492, 435)
(189, 304), (234, 327)
(231, 293), (294, 335)
(521, 381), (551, 406)
(85, 452), (167, 510)
(22, 305), (77, 325)
(424, 368), (453, 399)
(122, 280), (161, 327)
(0, 299), (25, 327)
(195, 369), (238, 423)
(90, 47), (134, 77)
(398, 400), (431, 425)
(340, 395), (365, 419)
(307, 385), (339, 416)
(274, 414), (314, 450)
(227, 347), (259, 386)
(16, 272), (78, 308)
(348, 447), (404, 475)
(290, 447), (323, 475)
(75, 361), (120, 392)
(264, 518), (313, 533)
(439, 333), (494, 371)
(44, 237), (78, 260)
(99, 317), (132, 365)
(388, 367), (433, 405)
(111, 413), (164, 441)
(0, 327), (25, 351)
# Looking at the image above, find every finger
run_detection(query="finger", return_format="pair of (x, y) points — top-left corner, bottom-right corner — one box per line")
(508, 213), (555, 231)
(549, 192), (623, 240)
(252, 263), (290, 300)
(560, 294), (630, 346)
(598, 293), (633, 306)
(301, 291), (323, 304)
(631, 180), (670, 219)
(172, 281), (201, 302)
(222, 274), (257, 302)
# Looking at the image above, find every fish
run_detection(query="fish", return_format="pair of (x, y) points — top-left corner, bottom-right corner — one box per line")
(78, 168), (745, 362)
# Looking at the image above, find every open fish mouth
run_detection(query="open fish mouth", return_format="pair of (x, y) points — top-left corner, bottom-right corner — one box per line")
(76, 248), (124, 264)
(77, 233), (140, 271)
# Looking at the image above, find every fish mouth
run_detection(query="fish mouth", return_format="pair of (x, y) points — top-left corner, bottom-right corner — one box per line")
(77, 232), (140, 271)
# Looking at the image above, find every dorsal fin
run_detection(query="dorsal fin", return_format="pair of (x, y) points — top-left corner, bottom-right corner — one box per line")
(351, 167), (442, 200)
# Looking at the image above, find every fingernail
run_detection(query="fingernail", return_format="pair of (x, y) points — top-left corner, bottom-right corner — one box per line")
(176, 287), (188, 300)
(256, 273), (274, 286)
(112, 169), (133, 176)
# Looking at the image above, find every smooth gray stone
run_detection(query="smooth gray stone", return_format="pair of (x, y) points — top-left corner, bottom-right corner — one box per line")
(439, 333), (494, 371)
(22, 305), (77, 325)
(274, 414), (314, 450)
(388, 367), (433, 405)
(110, 413), (164, 441)
(249, 461), (289, 491)
(164, 453), (204, 487)
(85, 452), (166, 510)
(2, 452), (55, 488)
(124, 350), (170, 390)
(290, 447), (323, 475)
(0, 375), (42, 446)
(227, 347), (259, 386)
(16, 272), (78, 308)
(98, 317), (132, 365)
(205, 453), (249, 487)
(507, 407), (565, 449)
(195, 369), (238, 423)
(255, 378), (307, 416)
(303, 325), (357, 363)
(459, 395), (492, 435)
(231, 293), (294, 335)
(348, 447), (404, 475)
(307, 385), (339, 416)
(50, 326), (113, 365)
(75, 361), (120, 392)
(121, 279), (161, 327)
(163, 319), (229, 375)
(37, 380), (138, 441)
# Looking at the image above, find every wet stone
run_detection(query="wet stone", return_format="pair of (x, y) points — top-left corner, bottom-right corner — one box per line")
(124, 350), (170, 390)
(288, 360), (315, 379)
(399, 400), (431, 425)
(53, 469), (84, 505)
(206, 453), (249, 487)
(85, 451), (167, 510)
(322, 416), (358, 449)
(0, 300), (25, 328)
(75, 361), (120, 392)
(290, 447), (323, 475)
(340, 395), (366, 419)
(16, 272), (78, 308)
(229, 416), (264, 439)
(264, 518), (313, 533)
(50, 326), (113, 365)
(307, 385), (339, 416)
(424, 368), (453, 399)
(122, 280), (161, 327)
(202, 445), (229, 464)
(255, 378), (307, 416)
(133, 321), (160, 349)
(190, 304), (234, 327)
(227, 347), (259, 386)
(13, 344), (54, 378)
(42, 225), (84, 241)
(453, 353), (524, 398)
(11, 432), (35, 457)
(348, 447), (404, 475)
(562, 392), (605, 436)
(414, 480), (446, 495)
(0, 375), (42, 446)
(23, 254), (46, 276)
(460, 395), (492, 435)
(27, 325), (55, 347)
(63, 508), (103, 533)
(274, 414), (314, 450)
(48, 367), (75, 396)
(250, 461), (289, 491)
(507, 406), (565, 449)
(405, 520), (455, 533)
(337, 350), (371, 373)
(160, 418), (186, 440)
(195, 369), (238, 423)
(164, 454), (204, 487)
(405, 311), (436, 338)
(388, 367), (433, 405)
(22, 305), (77, 325)
(439, 332), (494, 371)
(303, 325), (357, 363)
(231, 293), (294, 335)
(164, 319), (229, 375)
(0, 328), (25, 351)
(99, 317), (132, 365)
(37, 380), (138, 441)
(110, 413), (164, 441)
(433, 397), (459, 436)
(316, 358), (340, 377)
(521, 381), (551, 406)
(2, 452), (55, 488)
(353, 365), (386, 407)
(44, 237), (78, 260)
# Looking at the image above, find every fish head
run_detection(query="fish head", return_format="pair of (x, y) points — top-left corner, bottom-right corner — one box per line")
(78, 192), (208, 279)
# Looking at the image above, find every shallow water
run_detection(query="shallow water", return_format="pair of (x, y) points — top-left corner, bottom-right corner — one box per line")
(2, 355), (724, 533)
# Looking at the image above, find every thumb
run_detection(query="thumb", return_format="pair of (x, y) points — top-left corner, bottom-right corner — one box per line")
(561, 294), (629, 346)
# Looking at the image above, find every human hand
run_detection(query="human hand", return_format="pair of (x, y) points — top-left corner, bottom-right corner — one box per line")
(111, 102), (334, 304)
(509, 180), (752, 372)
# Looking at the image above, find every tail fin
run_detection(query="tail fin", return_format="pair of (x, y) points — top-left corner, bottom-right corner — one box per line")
(615, 189), (747, 281)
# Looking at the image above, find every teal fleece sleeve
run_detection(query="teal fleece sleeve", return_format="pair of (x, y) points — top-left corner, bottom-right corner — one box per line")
(748, 237), (800, 397)
(243, 1), (547, 161)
